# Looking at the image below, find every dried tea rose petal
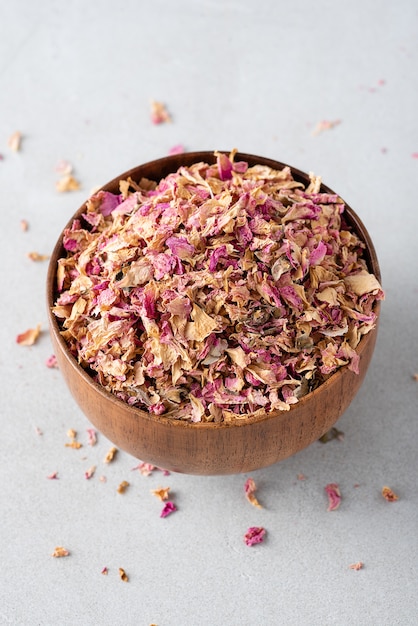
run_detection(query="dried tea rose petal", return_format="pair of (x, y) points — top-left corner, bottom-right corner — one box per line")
(117, 480), (129, 493)
(132, 462), (155, 476)
(244, 527), (266, 546)
(86, 428), (97, 446)
(65, 440), (82, 449)
(348, 561), (364, 570)
(16, 324), (41, 346)
(151, 487), (170, 501)
(52, 546), (69, 558)
(244, 478), (262, 508)
(45, 354), (58, 368)
(55, 159), (73, 175)
(150, 100), (171, 124)
(381, 486), (399, 502)
(101, 566), (108, 575)
(104, 447), (117, 463)
(119, 568), (129, 582)
(85, 465), (96, 479)
(412, 373), (418, 381)
(160, 501), (177, 518)
(8, 131), (22, 151)
(20, 219), (29, 231)
(312, 120), (341, 136)
(297, 473), (307, 481)
(56, 174), (81, 192)
(27, 251), (49, 262)
(47, 472), (58, 479)
(168, 144), (185, 155)
(325, 483), (341, 511)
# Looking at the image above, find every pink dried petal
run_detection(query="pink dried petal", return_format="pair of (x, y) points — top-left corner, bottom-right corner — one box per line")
(85, 465), (96, 479)
(244, 527), (266, 546)
(101, 566), (108, 575)
(348, 561), (364, 570)
(325, 483), (341, 511)
(160, 501), (177, 518)
(86, 428), (97, 446)
(16, 324), (41, 346)
(20, 219), (29, 231)
(168, 144), (185, 155)
(312, 120), (341, 136)
(244, 478), (262, 508)
(47, 472), (59, 479)
(45, 354), (59, 368)
(150, 100), (171, 124)
(131, 462), (155, 476)
(412, 152), (418, 159)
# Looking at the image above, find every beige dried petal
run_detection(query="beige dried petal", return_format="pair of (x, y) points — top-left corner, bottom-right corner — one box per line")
(56, 174), (81, 192)
(8, 131), (22, 151)
(20, 219), (29, 231)
(185, 304), (218, 342)
(117, 480), (130, 494)
(51, 546), (69, 558)
(381, 486), (399, 502)
(348, 561), (364, 570)
(67, 429), (77, 439)
(344, 271), (382, 296)
(119, 568), (129, 582)
(27, 251), (50, 262)
(16, 324), (41, 346)
(151, 487), (170, 501)
(104, 447), (118, 463)
(150, 100), (171, 124)
(65, 441), (82, 449)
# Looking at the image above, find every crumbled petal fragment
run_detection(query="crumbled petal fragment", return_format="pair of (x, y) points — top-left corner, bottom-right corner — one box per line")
(45, 354), (58, 368)
(85, 465), (96, 479)
(20, 219), (29, 231)
(132, 462), (155, 476)
(16, 324), (41, 346)
(34, 426), (43, 436)
(56, 174), (81, 192)
(160, 501), (177, 518)
(297, 473), (307, 480)
(8, 131), (22, 151)
(349, 561), (364, 570)
(150, 100), (171, 124)
(101, 566), (108, 575)
(319, 427), (344, 443)
(244, 478), (262, 508)
(27, 251), (50, 262)
(152, 487), (170, 501)
(312, 120), (341, 136)
(55, 160), (73, 175)
(52, 546), (69, 558)
(325, 483), (341, 511)
(65, 428), (82, 449)
(117, 480), (130, 493)
(168, 144), (185, 155)
(413, 373), (418, 381)
(104, 447), (117, 463)
(381, 486), (399, 502)
(411, 153), (418, 160)
(99, 475), (107, 482)
(53, 152), (384, 423)
(244, 526), (266, 546)
(119, 568), (129, 582)
(86, 428), (97, 446)
(47, 471), (58, 479)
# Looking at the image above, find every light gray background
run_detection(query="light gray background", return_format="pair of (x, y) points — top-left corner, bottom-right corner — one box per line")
(1, 1), (417, 625)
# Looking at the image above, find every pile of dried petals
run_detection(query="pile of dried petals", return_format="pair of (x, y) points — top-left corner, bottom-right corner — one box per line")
(53, 150), (383, 423)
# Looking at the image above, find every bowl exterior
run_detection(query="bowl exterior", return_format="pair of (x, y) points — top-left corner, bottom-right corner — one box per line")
(47, 152), (381, 475)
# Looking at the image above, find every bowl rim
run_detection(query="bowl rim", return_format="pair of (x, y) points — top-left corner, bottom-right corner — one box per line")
(47, 150), (381, 431)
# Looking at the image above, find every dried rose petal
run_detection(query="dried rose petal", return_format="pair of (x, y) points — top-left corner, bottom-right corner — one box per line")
(412, 373), (418, 381)
(244, 527), (266, 546)
(119, 568), (129, 582)
(325, 483), (341, 511)
(168, 144), (185, 155)
(101, 566), (108, 575)
(20, 219), (29, 231)
(412, 153), (418, 159)
(65, 440), (82, 449)
(86, 428), (97, 446)
(151, 487), (170, 501)
(8, 131), (22, 151)
(244, 478), (262, 508)
(348, 561), (364, 570)
(85, 465), (96, 479)
(381, 486), (399, 502)
(45, 354), (58, 368)
(16, 324), (41, 346)
(47, 472), (58, 479)
(150, 100), (171, 124)
(104, 447), (117, 463)
(51, 546), (69, 558)
(27, 251), (49, 262)
(312, 120), (341, 136)
(297, 473), (307, 481)
(56, 174), (80, 192)
(131, 462), (155, 476)
(117, 480), (129, 493)
(55, 159), (73, 175)
(99, 475), (107, 483)
(160, 501), (177, 518)
(34, 426), (43, 436)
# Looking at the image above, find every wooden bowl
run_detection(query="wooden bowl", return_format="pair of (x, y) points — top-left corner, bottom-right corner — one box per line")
(47, 152), (381, 475)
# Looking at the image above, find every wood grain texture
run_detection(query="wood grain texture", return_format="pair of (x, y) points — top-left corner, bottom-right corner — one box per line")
(47, 152), (381, 475)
